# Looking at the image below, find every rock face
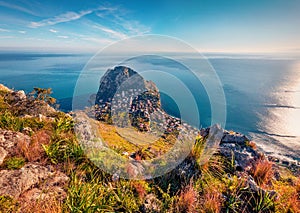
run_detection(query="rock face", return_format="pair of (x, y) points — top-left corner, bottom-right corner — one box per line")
(0, 129), (31, 158)
(2, 86), (56, 117)
(200, 127), (260, 172)
(0, 163), (68, 199)
(95, 66), (161, 131)
(221, 130), (249, 145)
(0, 86), (69, 209)
(96, 66), (146, 105)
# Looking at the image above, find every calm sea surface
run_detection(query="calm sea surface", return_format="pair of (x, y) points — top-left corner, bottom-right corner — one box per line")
(0, 52), (299, 162)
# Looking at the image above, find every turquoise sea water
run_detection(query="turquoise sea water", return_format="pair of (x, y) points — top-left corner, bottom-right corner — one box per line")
(0, 52), (299, 162)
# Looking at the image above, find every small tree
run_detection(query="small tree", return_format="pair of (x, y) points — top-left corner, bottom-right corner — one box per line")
(30, 87), (56, 105)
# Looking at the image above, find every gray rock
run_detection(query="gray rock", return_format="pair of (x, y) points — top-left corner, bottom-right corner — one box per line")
(141, 193), (162, 213)
(5, 90), (26, 104)
(247, 176), (277, 199)
(221, 130), (248, 145)
(0, 146), (8, 166)
(126, 161), (145, 179)
(220, 144), (259, 172)
(0, 163), (69, 199)
(0, 129), (31, 157)
(0, 163), (51, 198)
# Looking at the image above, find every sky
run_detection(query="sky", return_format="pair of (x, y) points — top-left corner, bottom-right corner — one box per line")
(0, 0), (300, 53)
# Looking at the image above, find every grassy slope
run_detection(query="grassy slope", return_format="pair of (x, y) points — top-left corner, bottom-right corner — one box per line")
(0, 86), (299, 213)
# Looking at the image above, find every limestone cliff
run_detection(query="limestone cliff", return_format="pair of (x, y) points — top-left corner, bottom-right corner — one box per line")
(95, 66), (161, 131)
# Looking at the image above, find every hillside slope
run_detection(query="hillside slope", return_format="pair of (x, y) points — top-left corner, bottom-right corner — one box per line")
(0, 84), (299, 213)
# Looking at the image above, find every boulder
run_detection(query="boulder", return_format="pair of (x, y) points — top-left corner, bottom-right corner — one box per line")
(221, 130), (249, 145)
(247, 176), (277, 199)
(126, 161), (145, 179)
(19, 171), (69, 203)
(5, 90), (26, 104)
(0, 163), (69, 199)
(0, 129), (31, 157)
(0, 163), (51, 198)
(219, 142), (259, 172)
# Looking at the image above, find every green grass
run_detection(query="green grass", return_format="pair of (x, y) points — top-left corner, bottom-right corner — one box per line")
(0, 195), (19, 213)
(4, 157), (25, 170)
(0, 87), (299, 213)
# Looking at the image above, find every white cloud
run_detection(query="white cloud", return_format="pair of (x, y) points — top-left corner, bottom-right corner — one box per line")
(57, 35), (69, 39)
(0, 1), (36, 16)
(112, 14), (151, 35)
(29, 10), (93, 28)
(0, 28), (10, 32)
(95, 12), (150, 36)
(18, 31), (26, 34)
(93, 25), (127, 40)
(49, 29), (58, 33)
(81, 37), (113, 44)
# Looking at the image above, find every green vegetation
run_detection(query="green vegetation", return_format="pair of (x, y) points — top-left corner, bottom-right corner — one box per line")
(0, 196), (19, 213)
(29, 87), (56, 105)
(4, 157), (25, 170)
(0, 85), (299, 212)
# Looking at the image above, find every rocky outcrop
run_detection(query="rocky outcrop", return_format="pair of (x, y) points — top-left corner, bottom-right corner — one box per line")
(0, 129), (31, 158)
(2, 85), (56, 117)
(221, 130), (249, 145)
(95, 66), (161, 131)
(0, 163), (68, 199)
(200, 127), (260, 172)
(0, 85), (69, 209)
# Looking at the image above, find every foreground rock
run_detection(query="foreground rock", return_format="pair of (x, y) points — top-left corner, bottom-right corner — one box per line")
(200, 126), (260, 172)
(0, 129), (31, 159)
(0, 163), (69, 199)
(2, 86), (57, 117)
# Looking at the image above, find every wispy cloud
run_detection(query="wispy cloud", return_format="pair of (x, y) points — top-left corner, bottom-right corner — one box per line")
(57, 35), (68, 39)
(93, 24), (127, 40)
(0, 1), (36, 16)
(110, 14), (151, 35)
(29, 10), (93, 28)
(81, 37), (113, 44)
(0, 28), (10, 32)
(95, 11), (150, 36)
(49, 29), (58, 33)
(18, 30), (26, 34)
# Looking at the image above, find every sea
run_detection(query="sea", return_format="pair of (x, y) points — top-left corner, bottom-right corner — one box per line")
(0, 51), (299, 162)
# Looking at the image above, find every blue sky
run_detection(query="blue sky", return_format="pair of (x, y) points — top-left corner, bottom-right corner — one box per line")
(0, 0), (299, 53)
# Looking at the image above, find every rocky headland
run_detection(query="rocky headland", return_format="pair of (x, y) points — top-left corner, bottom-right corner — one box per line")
(0, 70), (299, 212)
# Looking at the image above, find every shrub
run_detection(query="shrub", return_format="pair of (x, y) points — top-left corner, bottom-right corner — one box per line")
(252, 159), (273, 186)
(29, 87), (56, 105)
(273, 180), (300, 213)
(177, 184), (198, 213)
(200, 186), (223, 213)
(17, 130), (51, 162)
(248, 190), (275, 213)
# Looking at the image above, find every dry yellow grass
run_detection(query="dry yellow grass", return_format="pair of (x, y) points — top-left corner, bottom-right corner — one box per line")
(97, 121), (176, 158)
(17, 130), (51, 162)
(252, 159), (273, 186)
